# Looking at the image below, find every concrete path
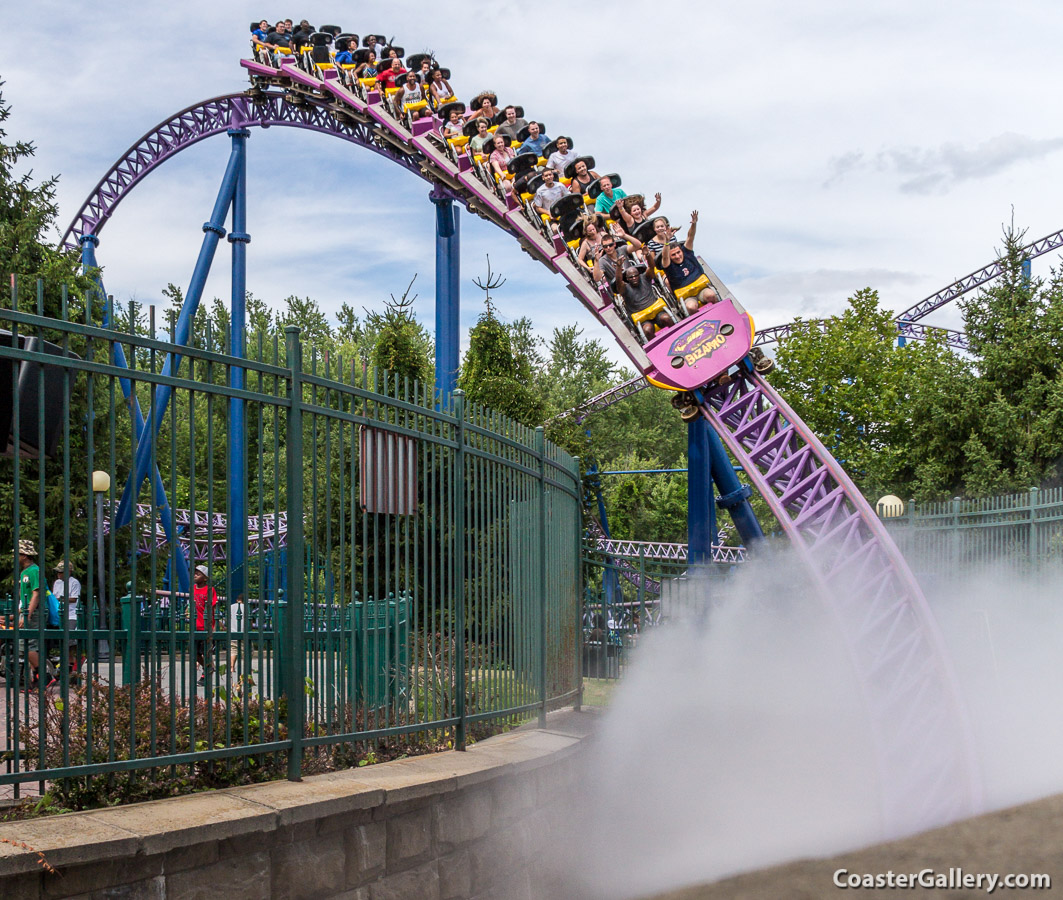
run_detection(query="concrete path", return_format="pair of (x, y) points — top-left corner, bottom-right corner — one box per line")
(646, 795), (1063, 899)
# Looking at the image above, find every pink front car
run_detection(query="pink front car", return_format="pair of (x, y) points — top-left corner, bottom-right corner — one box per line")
(642, 299), (753, 391)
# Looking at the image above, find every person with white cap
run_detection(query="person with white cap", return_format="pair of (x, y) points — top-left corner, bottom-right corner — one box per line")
(52, 559), (81, 628)
(191, 564), (218, 687)
(52, 558), (82, 678)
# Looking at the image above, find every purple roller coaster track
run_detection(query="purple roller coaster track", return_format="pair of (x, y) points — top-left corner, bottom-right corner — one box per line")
(62, 46), (981, 834)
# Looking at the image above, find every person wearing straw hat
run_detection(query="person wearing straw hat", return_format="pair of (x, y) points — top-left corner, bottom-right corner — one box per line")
(17, 539), (53, 688)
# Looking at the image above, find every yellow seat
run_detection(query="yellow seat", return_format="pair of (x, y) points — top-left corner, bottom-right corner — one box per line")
(404, 99), (429, 112)
(673, 273), (712, 302)
(358, 78), (378, 90)
(448, 135), (470, 149)
(631, 299), (667, 324)
(560, 177), (571, 186)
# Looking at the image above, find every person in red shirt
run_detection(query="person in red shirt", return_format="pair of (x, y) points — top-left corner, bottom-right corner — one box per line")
(191, 565), (218, 687)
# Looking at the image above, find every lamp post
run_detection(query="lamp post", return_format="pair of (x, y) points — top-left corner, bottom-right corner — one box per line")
(93, 470), (111, 661)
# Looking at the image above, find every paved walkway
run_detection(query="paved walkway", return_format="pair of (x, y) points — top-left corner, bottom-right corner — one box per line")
(646, 795), (1063, 899)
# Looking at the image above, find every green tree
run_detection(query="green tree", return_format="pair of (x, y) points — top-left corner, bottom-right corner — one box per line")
(772, 287), (934, 499)
(458, 301), (544, 426)
(367, 276), (433, 390)
(0, 87), (93, 576)
(953, 227), (1063, 494)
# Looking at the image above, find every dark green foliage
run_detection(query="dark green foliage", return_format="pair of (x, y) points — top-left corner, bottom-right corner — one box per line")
(0, 87), (93, 578)
(366, 276), (433, 388)
(458, 300), (544, 426)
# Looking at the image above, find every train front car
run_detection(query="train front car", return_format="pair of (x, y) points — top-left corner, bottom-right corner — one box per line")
(642, 297), (754, 392)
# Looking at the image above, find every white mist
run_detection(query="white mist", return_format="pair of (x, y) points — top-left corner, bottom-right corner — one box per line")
(553, 554), (1063, 899)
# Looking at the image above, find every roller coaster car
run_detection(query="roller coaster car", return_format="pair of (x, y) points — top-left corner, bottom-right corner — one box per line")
(642, 297), (754, 392)
(505, 153), (537, 178)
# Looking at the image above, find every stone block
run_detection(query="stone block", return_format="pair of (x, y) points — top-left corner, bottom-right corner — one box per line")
(384, 805), (432, 871)
(42, 854), (163, 899)
(0, 814), (139, 878)
(161, 841), (219, 875)
(344, 822), (385, 887)
(472, 869), (531, 900)
(64, 875), (166, 900)
(166, 849), (271, 900)
(271, 832), (345, 900)
(469, 821), (530, 894)
(368, 862), (440, 900)
(331, 889), (369, 900)
(226, 773), (382, 829)
(490, 777), (536, 827)
(0, 870), (41, 900)
(96, 793), (276, 858)
(437, 849), (471, 900)
(433, 788), (492, 852)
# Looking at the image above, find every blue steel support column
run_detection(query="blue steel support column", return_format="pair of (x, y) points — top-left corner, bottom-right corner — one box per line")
(80, 237), (191, 594)
(430, 186), (460, 398)
(227, 128), (251, 606)
(687, 418), (714, 565)
(114, 143), (242, 531)
(703, 418), (765, 547)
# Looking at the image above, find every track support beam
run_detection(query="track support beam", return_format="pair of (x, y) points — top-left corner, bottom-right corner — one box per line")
(431, 185), (461, 399)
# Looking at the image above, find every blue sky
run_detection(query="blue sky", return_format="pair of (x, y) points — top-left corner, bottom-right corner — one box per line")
(7, 1), (1063, 366)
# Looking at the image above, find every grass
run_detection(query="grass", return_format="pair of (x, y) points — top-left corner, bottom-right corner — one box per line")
(581, 678), (619, 707)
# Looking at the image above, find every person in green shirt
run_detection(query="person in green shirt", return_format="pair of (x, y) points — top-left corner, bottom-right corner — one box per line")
(16, 539), (46, 686)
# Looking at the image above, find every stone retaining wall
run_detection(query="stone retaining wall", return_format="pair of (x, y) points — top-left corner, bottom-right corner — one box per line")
(0, 710), (594, 899)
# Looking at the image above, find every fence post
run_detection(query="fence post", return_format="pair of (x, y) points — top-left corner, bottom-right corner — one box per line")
(454, 390), (467, 751)
(950, 497), (961, 576)
(572, 456), (583, 712)
(1029, 486), (1039, 569)
(536, 426), (548, 728)
(284, 326), (305, 780)
(638, 545), (646, 628)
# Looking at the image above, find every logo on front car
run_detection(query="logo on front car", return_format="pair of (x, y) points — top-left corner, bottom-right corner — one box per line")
(669, 320), (726, 367)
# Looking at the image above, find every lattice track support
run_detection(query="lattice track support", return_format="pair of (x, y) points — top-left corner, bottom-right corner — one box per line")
(696, 369), (982, 833)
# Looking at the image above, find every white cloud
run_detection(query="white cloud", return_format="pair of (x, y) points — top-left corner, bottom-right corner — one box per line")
(6, 0), (1063, 365)
(827, 134), (1063, 195)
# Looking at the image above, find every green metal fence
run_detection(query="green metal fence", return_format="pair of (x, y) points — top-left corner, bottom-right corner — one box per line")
(0, 279), (581, 798)
(580, 547), (738, 678)
(879, 488), (1063, 582)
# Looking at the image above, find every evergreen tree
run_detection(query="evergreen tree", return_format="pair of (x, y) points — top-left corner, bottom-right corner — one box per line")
(0, 86), (93, 574)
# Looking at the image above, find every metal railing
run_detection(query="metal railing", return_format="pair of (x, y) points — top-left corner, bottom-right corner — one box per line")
(580, 542), (739, 678)
(879, 488), (1063, 582)
(0, 279), (581, 798)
